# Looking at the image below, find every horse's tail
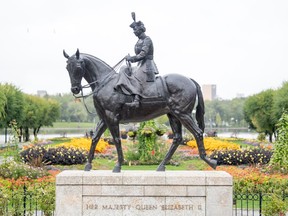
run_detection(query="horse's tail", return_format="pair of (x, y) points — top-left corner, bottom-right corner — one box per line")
(191, 79), (205, 132)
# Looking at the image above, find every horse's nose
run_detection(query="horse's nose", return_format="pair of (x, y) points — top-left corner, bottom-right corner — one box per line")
(71, 86), (81, 94)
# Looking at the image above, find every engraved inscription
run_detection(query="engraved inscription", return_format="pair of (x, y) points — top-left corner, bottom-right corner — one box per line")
(85, 203), (203, 211)
(83, 196), (205, 216)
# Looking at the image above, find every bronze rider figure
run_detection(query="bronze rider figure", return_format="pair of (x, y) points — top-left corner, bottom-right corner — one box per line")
(125, 12), (159, 107)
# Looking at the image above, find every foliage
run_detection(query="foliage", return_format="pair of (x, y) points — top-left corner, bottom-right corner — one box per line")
(186, 137), (241, 153)
(34, 178), (56, 215)
(2, 119), (21, 161)
(262, 194), (288, 216)
(204, 98), (246, 127)
(257, 133), (266, 141)
(217, 166), (288, 195)
(0, 160), (48, 179)
(0, 175), (56, 215)
(57, 137), (110, 153)
(21, 94), (60, 141)
(270, 111), (288, 173)
(243, 89), (276, 142)
(20, 145), (88, 166)
(0, 88), (7, 121)
(0, 83), (60, 142)
(127, 130), (137, 138)
(136, 120), (159, 163)
(272, 81), (288, 122)
(210, 147), (272, 165)
(124, 120), (169, 165)
(49, 93), (97, 122)
(125, 140), (170, 165)
(0, 83), (24, 129)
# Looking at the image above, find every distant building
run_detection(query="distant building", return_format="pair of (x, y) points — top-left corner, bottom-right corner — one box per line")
(202, 84), (216, 101)
(236, 93), (245, 98)
(37, 90), (48, 97)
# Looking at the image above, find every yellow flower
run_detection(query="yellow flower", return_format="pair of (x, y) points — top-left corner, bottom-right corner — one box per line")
(57, 138), (110, 153)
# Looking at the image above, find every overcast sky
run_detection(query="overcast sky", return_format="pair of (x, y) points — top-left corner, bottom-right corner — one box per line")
(0, 0), (287, 99)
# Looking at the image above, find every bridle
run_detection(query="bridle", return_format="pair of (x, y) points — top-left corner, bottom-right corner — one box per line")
(71, 56), (127, 115)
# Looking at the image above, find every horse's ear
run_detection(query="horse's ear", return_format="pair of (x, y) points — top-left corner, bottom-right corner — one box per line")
(63, 50), (69, 59)
(76, 49), (80, 59)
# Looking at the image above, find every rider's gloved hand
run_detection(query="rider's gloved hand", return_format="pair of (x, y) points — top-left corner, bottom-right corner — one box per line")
(126, 55), (136, 63)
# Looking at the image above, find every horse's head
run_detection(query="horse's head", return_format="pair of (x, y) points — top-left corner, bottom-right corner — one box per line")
(63, 49), (85, 94)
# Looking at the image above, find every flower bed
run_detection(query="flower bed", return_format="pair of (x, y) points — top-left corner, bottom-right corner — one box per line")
(186, 137), (241, 153)
(212, 166), (288, 195)
(0, 164), (58, 215)
(57, 137), (110, 153)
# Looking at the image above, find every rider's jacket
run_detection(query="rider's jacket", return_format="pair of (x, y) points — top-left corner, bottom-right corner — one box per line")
(133, 34), (159, 82)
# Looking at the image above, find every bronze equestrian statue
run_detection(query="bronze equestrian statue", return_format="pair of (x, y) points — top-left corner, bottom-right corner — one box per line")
(63, 13), (217, 172)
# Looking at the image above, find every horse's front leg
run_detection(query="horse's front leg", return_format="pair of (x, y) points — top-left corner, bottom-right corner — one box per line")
(108, 124), (123, 173)
(85, 119), (107, 171)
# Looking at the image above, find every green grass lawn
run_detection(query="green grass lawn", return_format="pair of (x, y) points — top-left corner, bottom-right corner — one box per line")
(54, 157), (210, 171)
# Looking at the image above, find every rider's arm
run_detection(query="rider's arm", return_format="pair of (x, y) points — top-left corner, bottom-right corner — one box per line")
(129, 37), (152, 63)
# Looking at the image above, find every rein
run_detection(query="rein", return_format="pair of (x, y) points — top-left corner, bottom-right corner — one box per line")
(73, 56), (127, 115)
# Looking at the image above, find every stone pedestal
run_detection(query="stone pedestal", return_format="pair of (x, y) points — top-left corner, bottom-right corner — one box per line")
(56, 170), (232, 216)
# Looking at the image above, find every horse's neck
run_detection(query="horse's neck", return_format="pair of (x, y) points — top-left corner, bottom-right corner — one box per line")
(84, 55), (115, 90)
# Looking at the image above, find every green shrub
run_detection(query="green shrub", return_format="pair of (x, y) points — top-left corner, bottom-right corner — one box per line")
(0, 160), (47, 179)
(262, 194), (288, 216)
(0, 178), (55, 215)
(125, 141), (170, 165)
(234, 176), (288, 194)
(257, 133), (266, 141)
(270, 111), (288, 173)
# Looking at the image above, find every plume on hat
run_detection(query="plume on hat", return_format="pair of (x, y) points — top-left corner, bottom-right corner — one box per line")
(131, 12), (136, 22)
(129, 12), (144, 29)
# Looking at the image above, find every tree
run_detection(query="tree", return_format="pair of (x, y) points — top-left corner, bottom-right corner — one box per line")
(205, 98), (246, 128)
(0, 87), (7, 121)
(243, 89), (276, 142)
(50, 93), (95, 122)
(0, 83), (24, 143)
(270, 111), (288, 173)
(21, 94), (39, 141)
(32, 97), (60, 139)
(272, 81), (288, 122)
(21, 94), (60, 141)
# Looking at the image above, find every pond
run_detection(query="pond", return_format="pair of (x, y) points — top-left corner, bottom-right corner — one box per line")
(0, 127), (259, 145)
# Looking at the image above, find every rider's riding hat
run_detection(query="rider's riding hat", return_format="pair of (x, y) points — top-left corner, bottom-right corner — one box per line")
(129, 12), (146, 32)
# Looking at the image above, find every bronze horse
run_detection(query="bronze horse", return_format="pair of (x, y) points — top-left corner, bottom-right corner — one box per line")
(63, 49), (217, 172)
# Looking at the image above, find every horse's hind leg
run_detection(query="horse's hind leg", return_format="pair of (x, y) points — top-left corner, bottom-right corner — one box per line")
(108, 124), (124, 173)
(85, 119), (107, 171)
(157, 114), (182, 171)
(178, 113), (217, 169)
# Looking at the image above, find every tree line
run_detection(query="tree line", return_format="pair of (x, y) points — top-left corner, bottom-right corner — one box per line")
(205, 81), (288, 142)
(1, 80), (287, 143)
(243, 81), (288, 142)
(0, 83), (60, 142)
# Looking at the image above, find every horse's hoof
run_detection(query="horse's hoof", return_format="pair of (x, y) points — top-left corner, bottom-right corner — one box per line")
(209, 159), (218, 169)
(84, 163), (92, 171)
(156, 165), (166, 172)
(112, 166), (121, 173)
(205, 157), (218, 170)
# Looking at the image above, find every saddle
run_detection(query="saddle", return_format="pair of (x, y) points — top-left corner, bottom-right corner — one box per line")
(115, 68), (167, 103)
(142, 77), (163, 99)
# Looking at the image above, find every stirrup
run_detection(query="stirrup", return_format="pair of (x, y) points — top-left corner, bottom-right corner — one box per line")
(130, 100), (140, 108)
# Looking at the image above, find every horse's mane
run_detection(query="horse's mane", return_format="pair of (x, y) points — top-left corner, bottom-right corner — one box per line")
(81, 53), (114, 72)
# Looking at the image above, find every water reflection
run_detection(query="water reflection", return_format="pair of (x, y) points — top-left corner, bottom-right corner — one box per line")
(0, 128), (258, 145)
